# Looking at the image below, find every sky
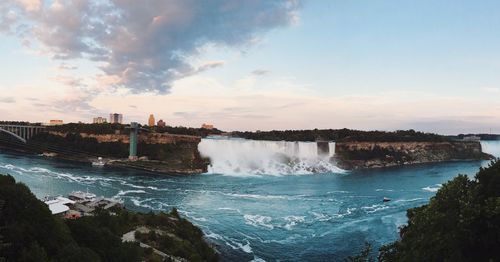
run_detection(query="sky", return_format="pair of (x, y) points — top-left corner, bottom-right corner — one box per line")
(0, 0), (499, 134)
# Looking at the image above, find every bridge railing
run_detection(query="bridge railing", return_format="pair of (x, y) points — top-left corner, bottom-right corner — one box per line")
(0, 125), (46, 143)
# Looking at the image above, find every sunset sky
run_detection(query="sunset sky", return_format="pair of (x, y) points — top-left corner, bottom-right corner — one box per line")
(1, 0), (499, 134)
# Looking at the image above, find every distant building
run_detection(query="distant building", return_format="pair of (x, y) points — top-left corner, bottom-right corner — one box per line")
(148, 114), (155, 126)
(201, 123), (214, 130)
(93, 117), (107, 124)
(157, 119), (166, 127)
(109, 113), (123, 124)
(463, 135), (481, 141)
(48, 120), (63, 126)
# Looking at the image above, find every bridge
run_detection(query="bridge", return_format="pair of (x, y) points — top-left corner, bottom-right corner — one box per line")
(0, 124), (46, 143)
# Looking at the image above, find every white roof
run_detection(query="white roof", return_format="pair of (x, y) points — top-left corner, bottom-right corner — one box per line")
(44, 196), (75, 215)
(48, 203), (70, 215)
(44, 196), (75, 205)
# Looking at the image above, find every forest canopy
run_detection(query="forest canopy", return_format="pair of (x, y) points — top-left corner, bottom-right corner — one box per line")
(231, 129), (449, 142)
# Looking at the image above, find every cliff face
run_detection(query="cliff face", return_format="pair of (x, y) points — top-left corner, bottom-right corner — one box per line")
(334, 141), (492, 170)
(35, 132), (208, 174)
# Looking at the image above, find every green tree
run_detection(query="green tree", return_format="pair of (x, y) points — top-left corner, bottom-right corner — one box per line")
(379, 161), (500, 261)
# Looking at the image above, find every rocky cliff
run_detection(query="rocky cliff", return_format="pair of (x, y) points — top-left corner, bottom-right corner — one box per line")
(334, 141), (493, 170)
(27, 131), (208, 174)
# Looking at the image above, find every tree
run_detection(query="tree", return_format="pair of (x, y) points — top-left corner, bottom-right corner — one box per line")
(379, 161), (500, 261)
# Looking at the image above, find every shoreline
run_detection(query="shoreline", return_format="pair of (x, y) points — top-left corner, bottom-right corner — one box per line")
(0, 146), (206, 175)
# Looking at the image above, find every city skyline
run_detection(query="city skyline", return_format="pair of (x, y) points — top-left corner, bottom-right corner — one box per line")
(1, 1), (500, 134)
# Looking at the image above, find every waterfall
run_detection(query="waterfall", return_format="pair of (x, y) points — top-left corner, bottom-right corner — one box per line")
(198, 137), (344, 176)
(481, 140), (500, 158)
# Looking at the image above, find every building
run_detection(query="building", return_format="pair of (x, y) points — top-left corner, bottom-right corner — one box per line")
(109, 113), (123, 124)
(148, 114), (155, 126)
(93, 117), (107, 124)
(463, 135), (481, 141)
(201, 123), (214, 130)
(157, 119), (166, 127)
(48, 120), (63, 126)
(43, 196), (75, 216)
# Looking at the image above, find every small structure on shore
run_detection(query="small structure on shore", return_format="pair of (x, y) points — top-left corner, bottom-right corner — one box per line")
(44, 190), (124, 218)
(92, 157), (106, 166)
(44, 196), (75, 215)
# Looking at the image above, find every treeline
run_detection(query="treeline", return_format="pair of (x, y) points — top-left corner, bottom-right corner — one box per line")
(0, 174), (217, 262)
(0, 121), (42, 126)
(46, 123), (222, 137)
(232, 129), (448, 142)
(47, 123), (126, 134)
(152, 125), (223, 138)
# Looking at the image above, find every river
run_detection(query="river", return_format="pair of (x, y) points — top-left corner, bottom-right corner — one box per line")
(1, 139), (499, 261)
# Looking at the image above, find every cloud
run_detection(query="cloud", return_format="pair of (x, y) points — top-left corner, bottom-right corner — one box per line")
(482, 87), (500, 93)
(0, 97), (15, 103)
(194, 60), (225, 73)
(2, 0), (300, 93)
(251, 69), (270, 76)
(51, 75), (86, 87)
(58, 63), (78, 70)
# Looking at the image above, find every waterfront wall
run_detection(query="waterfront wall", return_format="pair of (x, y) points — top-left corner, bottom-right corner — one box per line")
(334, 141), (491, 170)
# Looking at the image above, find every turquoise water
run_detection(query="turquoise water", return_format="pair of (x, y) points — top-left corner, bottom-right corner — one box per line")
(0, 141), (499, 261)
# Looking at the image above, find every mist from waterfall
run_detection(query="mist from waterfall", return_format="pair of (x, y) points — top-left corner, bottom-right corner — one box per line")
(198, 137), (344, 176)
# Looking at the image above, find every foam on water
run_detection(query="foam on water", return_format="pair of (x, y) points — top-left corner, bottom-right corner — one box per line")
(199, 137), (344, 176)
(115, 189), (146, 197)
(422, 184), (442, 192)
(283, 216), (306, 230)
(361, 204), (390, 214)
(244, 214), (274, 229)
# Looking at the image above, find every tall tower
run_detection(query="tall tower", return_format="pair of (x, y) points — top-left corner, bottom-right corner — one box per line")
(148, 114), (155, 127)
(128, 122), (139, 160)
